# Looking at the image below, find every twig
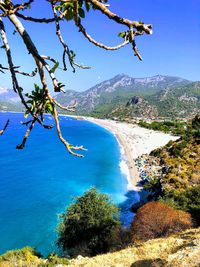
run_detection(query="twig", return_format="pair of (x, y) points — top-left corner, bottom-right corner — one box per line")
(0, 119), (9, 135)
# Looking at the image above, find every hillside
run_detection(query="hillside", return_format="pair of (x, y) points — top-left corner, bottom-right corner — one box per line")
(0, 88), (21, 111)
(109, 96), (158, 120)
(146, 82), (200, 118)
(53, 74), (192, 116)
(108, 82), (200, 120)
(69, 228), (200, 267)
(148, 115), (200, 193)
(1, 75), (199, 118)
(0, 228), (199, 266)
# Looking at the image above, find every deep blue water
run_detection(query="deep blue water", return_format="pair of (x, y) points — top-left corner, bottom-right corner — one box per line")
(0, 112), (139, 256)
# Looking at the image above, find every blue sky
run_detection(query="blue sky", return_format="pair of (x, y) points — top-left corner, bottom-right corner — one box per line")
(0, 0), (200, 92)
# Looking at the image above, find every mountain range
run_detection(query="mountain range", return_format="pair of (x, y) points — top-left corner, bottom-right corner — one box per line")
(0, 87), (21, 111)
(1, 74), (200, 119)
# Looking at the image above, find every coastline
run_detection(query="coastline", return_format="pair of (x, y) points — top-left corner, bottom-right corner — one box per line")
(1, 110), (178, 197)
(87, 118), (142, 192)
(86, 117), (178, 197)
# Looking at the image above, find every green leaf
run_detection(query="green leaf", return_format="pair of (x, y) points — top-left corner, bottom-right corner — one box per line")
(78, 8), (85, 18)
(78, 0), (83, 7)
(24, 111), (29, 119)
(118, 32), (126, 38)
(50, 62), (59, 73)
(65, 8), (74, 21)
(85, 2), (90, 12)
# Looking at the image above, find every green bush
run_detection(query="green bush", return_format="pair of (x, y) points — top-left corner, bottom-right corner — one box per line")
(160, 186), (200, 225)
(0, 247), (42, 266)
(57, 188), (121, 257)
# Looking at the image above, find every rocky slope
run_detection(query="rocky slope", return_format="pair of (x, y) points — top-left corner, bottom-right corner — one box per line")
(54, 74), (192, 116)
(147, 82), (200, 118)
(1, 228), (199, 266)
(109, 96), (158, 120)
(68, 228), (200, 267)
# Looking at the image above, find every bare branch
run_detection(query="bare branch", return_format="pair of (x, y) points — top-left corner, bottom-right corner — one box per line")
(53, 106), (87, 157)
(0, 0), (152, 156)
(16, 116), (36, 149)
(0, 18), (50, 128)
(13, 0), (34, 12)
(41, 55), (57, 64)
(0, 64), (37, 76)
(73, 1), (130, 51)
(132, 40), (142, 61)
(15, 11), (60, 23)
(0, 18), (19, 92)
(0, 119), (9, 135)
(51, 3), (90, 72)
(87, 0), (153, 34)
(52, 97), (78, 112)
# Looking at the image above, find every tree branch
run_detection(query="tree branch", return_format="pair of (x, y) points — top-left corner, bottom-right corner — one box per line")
(0, 119), (9, 135)
(87, 0), (152, 34)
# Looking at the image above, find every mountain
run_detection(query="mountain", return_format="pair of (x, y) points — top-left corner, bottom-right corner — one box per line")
(1, 75), (199, 118)
(55, 74), (192, 117)
(0, 87), (21, 111)
(146, 82), (200, 118)
(109, 96), (158, 120)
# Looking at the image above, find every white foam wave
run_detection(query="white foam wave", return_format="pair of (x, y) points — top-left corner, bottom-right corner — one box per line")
(115, 135), (133, 191)
(119, 159), (133, 191)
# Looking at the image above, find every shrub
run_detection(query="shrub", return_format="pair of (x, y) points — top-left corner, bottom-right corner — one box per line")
(131, 202), (192, 242)
(40, 253), (69, 267)
(0, 247), (42, 266)
(57, 188), (121, 257)
(161, 186), (200, 225)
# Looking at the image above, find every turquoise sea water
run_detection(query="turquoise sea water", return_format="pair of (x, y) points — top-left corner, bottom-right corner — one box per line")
(0, 112), (139, 255)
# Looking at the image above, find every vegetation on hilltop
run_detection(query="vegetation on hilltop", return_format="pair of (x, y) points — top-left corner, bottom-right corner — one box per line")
(106, 80), (200, 120)
(138, 120), (186, 135)
(150, 115), (200, 191)
(0, 247), (70, 266)
(142, 115), (200, 224)
(0, 247), (43, 267)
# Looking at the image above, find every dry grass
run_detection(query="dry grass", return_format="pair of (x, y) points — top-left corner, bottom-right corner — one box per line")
(68, 228), (200, 267)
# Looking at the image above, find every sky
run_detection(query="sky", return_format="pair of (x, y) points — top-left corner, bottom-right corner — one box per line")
(0, 0), (200, 92)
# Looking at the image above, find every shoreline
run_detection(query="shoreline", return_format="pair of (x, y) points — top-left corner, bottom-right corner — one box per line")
(86, 117), (178, 199)
(87, 118), (142, 192)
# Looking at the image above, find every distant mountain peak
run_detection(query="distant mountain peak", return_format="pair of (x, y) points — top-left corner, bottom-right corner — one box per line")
(0, 87), (20, 104)
(0, 87), (9, 94)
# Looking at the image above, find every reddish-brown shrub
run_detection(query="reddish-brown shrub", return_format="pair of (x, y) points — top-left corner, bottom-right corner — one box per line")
(131, 201), (192, 242)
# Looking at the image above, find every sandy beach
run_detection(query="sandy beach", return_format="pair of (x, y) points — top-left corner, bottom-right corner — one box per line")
(86, 118), (178, 193)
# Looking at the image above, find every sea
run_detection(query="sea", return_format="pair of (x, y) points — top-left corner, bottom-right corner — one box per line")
(0, 112), (139, 256)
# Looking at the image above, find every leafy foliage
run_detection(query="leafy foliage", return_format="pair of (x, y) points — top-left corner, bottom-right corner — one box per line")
(131, 202), (193, 242)
(0, 247), (42, 266)
(160, 186), (200, 226)
(25, 84), (54, 118)
(57, 188), (121, 256)
(0, 248), (70, 267)
(138, 120), (186, 135)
